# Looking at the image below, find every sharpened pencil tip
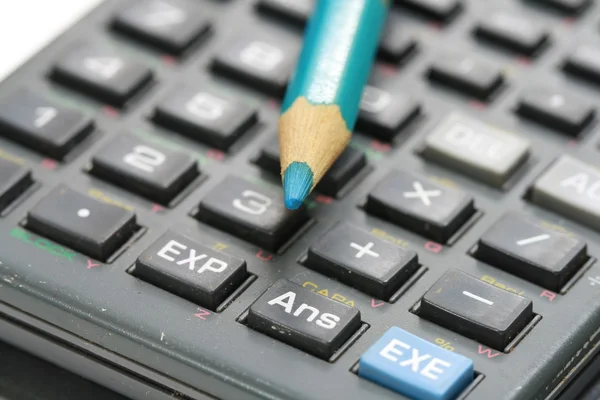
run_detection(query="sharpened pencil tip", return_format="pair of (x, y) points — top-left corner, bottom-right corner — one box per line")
(283, 161), (313, 210)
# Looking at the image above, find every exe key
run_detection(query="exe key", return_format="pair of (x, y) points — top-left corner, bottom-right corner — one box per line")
(134, 231), (248, 311)
(420, 269), (533, 351)
(247, 279), (361, 360)
(25, 185), (137, 261)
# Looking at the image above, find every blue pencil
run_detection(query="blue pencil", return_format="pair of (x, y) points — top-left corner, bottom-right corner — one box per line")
(278, 0), (389, 210)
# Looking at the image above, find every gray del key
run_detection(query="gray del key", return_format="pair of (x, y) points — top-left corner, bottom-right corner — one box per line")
(531, 155), (600, 231)
(247, 279), (361, 360)
(134, 231), (247, 311)
(306, 222), (419, 300)
(422, 112), (530, 187)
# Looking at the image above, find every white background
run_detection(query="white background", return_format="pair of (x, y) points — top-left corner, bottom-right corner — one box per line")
(0, 0), (104, 83)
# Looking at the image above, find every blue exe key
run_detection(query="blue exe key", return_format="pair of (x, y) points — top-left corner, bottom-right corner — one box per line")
(358, 327), (474, 400)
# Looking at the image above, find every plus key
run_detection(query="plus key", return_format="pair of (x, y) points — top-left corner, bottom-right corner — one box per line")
(365, 170), (476, 243)
(306, 222), (419, 299)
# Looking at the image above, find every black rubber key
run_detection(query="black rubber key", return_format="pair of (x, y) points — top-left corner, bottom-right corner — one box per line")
(398, 0), (463, 22)
(305, 222), (420, 299)
(133, 230), (248, 311)
(427, 52), (504, 101)
(25, 185), (137, 262)
(365, 170), (476, 243)
(420, 269), (534, 351)
(0, 89), (93, 160)
(476, 212), (588, 291)
(563, 44), (600, 85)
(247, 279), (361, 360)
(212, 31), (299, 97)
(195, 176), (309, 251)
(50, 44), (154, 107)
(253, 139), (367, 197)
(525, 0), (593, 15)
(357, 81), (421, 141)
(256, 0), (314, 25)
(474, 12), (550, 56)
(0, 159), (33, 213)
(112, 0), (211, 56)
(378, 13), (419, 64)
(153, 85), (258, 151)
(90, 135), (199, 205)
(515, 86), (595, 136)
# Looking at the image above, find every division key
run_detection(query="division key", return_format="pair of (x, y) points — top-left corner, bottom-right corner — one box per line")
(25, 185), (138, 262)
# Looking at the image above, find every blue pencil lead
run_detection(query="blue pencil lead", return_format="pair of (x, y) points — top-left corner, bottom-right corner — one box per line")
(283, 161), (314, 210)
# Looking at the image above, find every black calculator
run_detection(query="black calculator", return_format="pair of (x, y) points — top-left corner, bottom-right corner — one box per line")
(0, 0), (599, 399)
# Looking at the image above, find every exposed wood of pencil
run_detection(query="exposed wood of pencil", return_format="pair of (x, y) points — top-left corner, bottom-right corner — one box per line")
(279, 97), (351, 190)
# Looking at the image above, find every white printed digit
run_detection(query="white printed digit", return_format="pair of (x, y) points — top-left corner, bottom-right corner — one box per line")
(232, 190), (272, 215)
(123, 145), (166, 173)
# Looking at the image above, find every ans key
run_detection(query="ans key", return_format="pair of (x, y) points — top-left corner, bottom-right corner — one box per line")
(476, 212), (588, 291)
(195, 176), (309, 252)
(419, 269), (534, 351)
(247, 279), (361, 360)
(305, 222), (419, 299)
(25, 185), (138, 262)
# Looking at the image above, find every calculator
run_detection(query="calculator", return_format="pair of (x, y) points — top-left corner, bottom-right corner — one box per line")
(0, 0), (599, 399)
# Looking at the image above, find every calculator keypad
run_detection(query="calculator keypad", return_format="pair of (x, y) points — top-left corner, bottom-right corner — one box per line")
(1, 0), (600, 399)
